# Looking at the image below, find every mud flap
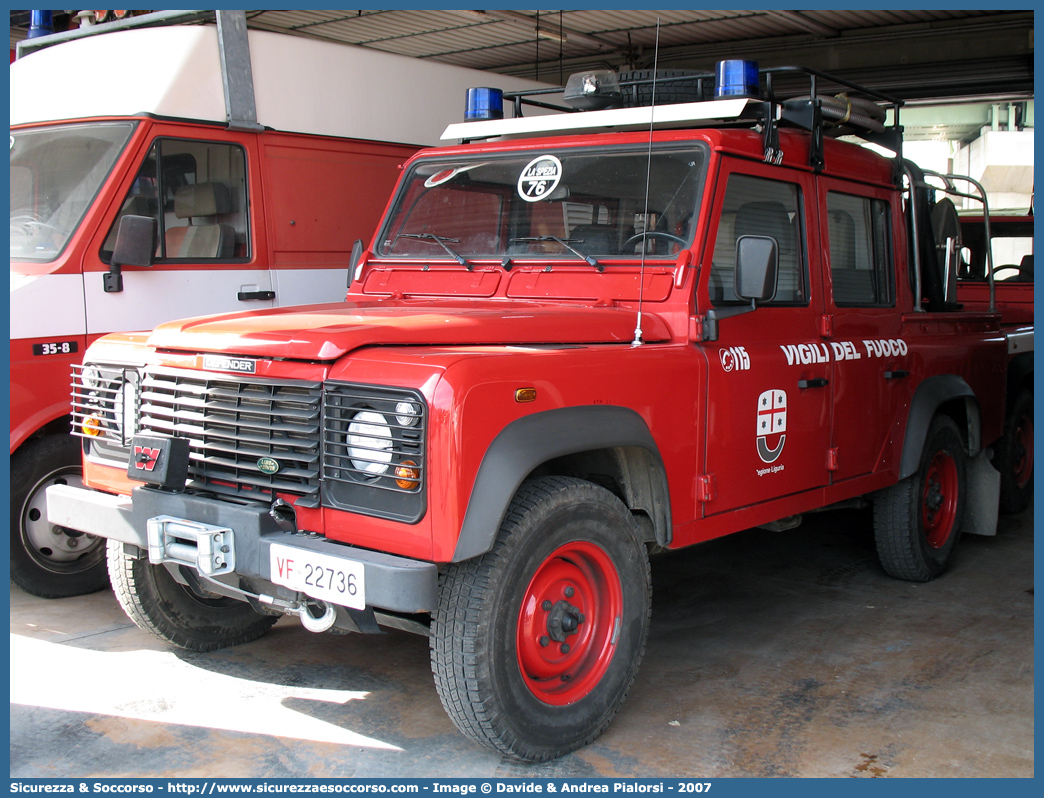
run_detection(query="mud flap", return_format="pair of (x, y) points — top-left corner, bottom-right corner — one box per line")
(964, 451), (1001, 536)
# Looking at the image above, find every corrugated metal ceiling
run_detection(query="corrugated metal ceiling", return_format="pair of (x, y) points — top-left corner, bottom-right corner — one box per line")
(235, 9), (1001, 72)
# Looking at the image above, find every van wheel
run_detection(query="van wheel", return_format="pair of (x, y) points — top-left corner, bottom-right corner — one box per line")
(430, 477), (651, 762)
(107, 541), (277, 652)
(10, 435), (109, 598)
(996, 389), (1033, 514)
(874, 415), (966, 581)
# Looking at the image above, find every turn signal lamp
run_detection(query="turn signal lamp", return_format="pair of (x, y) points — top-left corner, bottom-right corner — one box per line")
(465, 87), (504, 121)
(515, 388), (538, 403)
(82, 415), (103, 437)
(395, 460), (420, 490)
(714, 59), (760, 99)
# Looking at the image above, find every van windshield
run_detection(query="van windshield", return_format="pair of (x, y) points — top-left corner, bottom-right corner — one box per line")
(378, 144), (707, 263)
(10, 122), (135, 263)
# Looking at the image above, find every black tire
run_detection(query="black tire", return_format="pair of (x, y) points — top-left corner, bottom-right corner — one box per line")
(107, 541), (277, 652)
(874, 415), (967, 581)
(996, 388), (1033, 515)
(618, 69), (706, 107)
(10, 434), (109, 598)
(430, 476), (651, 762)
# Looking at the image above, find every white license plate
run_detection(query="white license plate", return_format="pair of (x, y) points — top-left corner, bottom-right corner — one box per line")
(269, 544), (365, 610)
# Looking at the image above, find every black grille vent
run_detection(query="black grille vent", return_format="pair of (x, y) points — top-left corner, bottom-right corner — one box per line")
(322, 383), (427, 523)
(138, 367), (322, 504)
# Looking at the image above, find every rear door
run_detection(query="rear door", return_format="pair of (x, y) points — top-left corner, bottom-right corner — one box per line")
(817, 178), (909, 481)
(700, 163), (832, 516)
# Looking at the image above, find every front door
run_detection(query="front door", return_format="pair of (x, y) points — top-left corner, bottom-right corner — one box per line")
(84, 128), (273, 336)
(701, 166), (832, 516)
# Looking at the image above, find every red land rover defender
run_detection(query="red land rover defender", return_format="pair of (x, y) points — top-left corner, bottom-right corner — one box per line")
(47, 65), (1030, 761)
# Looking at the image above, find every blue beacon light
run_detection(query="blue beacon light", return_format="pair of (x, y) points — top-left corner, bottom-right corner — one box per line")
(465, 87), (504, 121)
(715, 60), (760, 100)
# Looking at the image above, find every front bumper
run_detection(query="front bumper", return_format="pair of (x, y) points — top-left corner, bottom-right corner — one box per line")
(46, 484), (439, 615)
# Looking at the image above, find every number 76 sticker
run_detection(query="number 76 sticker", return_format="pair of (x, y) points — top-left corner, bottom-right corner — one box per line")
(517, 155), (563, 202)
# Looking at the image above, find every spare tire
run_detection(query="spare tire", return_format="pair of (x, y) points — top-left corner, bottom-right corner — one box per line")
(618, 69), (707, 107)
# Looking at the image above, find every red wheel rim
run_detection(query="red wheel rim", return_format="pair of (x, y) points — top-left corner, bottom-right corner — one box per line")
(922, 451), (959, 549)
(516, 541), (623, 706)
(1011, 412), (1034, 490)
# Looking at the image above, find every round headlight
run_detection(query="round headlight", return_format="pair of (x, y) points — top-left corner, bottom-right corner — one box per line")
(80, 365), (102, 389)
(347, 410), (393, 475)
(394, 401), (419, 427)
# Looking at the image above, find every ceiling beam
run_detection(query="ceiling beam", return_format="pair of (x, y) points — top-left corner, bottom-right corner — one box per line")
(763, 10), (839, 39)
(460, 10), (617, 52)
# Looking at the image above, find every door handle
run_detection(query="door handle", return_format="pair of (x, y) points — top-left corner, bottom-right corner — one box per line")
(884, 370), (909, 380)
(798, 377), (829, 389)
(238, 290), (276, 301)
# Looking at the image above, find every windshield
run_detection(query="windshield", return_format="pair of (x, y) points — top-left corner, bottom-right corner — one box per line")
(10, 122), (135, 262)
(379, 144), (707, 263)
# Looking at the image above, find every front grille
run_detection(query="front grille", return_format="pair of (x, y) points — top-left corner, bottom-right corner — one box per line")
(138, 367), (322, 504)
(322, 383), (427, 523)
(71, 363), (140, 450)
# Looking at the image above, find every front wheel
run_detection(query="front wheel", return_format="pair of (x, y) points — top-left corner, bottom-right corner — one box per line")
(431, 476), (651, 762)
(10, 435), (109, 598)
(874, 415), (966, 581)
(107, 541), (277, 652)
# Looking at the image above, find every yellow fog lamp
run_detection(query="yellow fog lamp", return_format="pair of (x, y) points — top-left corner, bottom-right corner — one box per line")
(81, 414), (103, 437)
(395, 460), (421, 490)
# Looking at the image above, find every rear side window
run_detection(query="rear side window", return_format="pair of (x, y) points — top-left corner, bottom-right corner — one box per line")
(709, 174), (806, 306)
(102, 138), (249, 263)
(827, 191), (894, 307)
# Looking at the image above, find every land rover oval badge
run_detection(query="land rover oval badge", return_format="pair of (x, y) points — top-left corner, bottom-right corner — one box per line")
(257, 457), (280, 475)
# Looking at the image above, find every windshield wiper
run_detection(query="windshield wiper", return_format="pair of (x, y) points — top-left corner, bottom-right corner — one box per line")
(510, 236), (603, 271)
(395, 232), (471, 270)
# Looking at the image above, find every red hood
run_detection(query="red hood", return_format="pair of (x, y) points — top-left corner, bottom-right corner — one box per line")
(145, 299), (671, 360)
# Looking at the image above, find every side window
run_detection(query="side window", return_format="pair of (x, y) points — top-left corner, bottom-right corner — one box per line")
(709, 174), (806, 305)
(827, 192), (893, 306)
(102, 138), (249, 262)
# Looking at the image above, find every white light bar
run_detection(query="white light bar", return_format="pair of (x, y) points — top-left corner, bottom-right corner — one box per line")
(442, 98), (751, 141)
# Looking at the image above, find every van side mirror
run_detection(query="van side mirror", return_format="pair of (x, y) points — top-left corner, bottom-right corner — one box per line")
(734, 235), (778, 303)
(104, 215), (155, 293)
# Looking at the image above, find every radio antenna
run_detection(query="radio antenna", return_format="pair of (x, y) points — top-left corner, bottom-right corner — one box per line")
(632, 18), (660, 347)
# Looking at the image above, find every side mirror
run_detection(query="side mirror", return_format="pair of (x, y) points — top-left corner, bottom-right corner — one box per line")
(734, 235), (778, 304)
(348, 238), (365, 286)
(702, 235), (779, 342)
(105, 215), (155, 293)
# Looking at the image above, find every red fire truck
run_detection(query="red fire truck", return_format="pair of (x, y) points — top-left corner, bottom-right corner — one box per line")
(48, 65), (1030, 761)
(955, 211), (1033, 514)
(10, 21), (547, 598)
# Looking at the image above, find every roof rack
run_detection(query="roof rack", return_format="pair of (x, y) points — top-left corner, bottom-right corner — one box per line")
(445, 65), (906, 180)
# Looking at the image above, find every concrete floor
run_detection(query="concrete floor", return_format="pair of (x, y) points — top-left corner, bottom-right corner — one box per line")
(10, 503), (1034, 778)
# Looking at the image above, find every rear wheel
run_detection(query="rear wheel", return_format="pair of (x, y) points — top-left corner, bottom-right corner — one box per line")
(874, 415), (966, 581)
(431, 477), (651, 762)
(107, 541), (277, 652)
(996, 388), (1033, 514)
(10, 435), (109, 598)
